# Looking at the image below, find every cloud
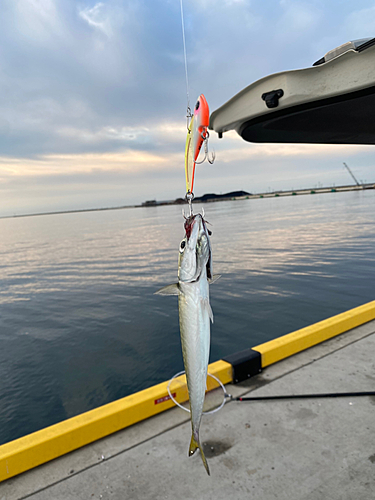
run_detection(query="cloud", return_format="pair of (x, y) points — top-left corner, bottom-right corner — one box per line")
(344, 5), (375, 38)
(78, 2), (112, 36)
(214, 139), (373, 163)
(0, 0), (374, 215)
(11, 0), (62, 43)
(0, 149), (173, 179)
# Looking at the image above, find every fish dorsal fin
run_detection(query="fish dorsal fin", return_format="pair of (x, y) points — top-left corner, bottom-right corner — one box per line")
(208, 274), (221, 285)
(155, 283), (180, 296)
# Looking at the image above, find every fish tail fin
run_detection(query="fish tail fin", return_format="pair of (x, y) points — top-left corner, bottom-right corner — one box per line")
(189, 433), (210, 476)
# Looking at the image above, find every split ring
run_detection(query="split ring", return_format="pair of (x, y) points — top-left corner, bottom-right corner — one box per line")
(167, 370), (230, 415)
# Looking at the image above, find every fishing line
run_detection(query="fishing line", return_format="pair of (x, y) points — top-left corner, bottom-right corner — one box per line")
(167, 370), (232, 415)
(179, 0), (192, 122)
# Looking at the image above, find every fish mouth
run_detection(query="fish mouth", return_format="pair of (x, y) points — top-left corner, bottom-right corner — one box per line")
(184, 214), (196, 240)
(181, 214), (212, 282)
(184, 213), (209, 241)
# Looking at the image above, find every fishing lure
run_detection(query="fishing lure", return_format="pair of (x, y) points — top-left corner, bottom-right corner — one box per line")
(185, 95), (215, 197)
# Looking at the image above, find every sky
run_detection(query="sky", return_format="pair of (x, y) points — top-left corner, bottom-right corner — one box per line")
(0, 0), (374, 216)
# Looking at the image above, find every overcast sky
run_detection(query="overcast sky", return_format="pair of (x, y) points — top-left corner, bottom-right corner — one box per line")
(0, 0), (374, 215)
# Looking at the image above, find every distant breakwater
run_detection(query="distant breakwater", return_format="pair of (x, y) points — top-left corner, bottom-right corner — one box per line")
(142, 183), (375, 206)
(1, 183), (374, 219)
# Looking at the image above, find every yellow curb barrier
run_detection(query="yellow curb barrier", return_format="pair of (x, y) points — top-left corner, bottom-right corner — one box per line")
(0, 360), (232, 482)
(253, 300), (375, 367)
(1, 299), (375, 481)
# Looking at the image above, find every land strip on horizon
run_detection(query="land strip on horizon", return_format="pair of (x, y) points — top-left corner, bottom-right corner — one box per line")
(1, 182), (374, 220)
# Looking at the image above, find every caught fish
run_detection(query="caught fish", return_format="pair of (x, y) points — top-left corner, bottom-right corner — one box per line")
(156, 213), (218, 475)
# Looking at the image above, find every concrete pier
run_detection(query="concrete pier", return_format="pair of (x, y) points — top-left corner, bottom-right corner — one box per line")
(2, 318), (374, 500)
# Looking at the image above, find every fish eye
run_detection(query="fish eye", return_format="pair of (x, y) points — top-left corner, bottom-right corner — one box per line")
(179, 239), (186, 253)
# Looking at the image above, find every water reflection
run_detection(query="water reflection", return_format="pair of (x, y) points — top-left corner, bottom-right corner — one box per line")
(0, 191), (375, 444)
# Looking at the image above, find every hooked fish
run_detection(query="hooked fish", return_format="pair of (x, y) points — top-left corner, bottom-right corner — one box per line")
(156, 213), (218, 475)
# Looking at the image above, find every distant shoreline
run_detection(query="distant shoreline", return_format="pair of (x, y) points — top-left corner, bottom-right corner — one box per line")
(1, 183), (373, 220)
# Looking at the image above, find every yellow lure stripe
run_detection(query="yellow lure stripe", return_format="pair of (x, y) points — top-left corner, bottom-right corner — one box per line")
(185, 115), (194, 193)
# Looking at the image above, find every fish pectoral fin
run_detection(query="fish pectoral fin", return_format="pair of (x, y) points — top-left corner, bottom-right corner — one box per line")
(201, 298), (214, 323)
(208, 274), (221, 285)
(154, 283), (180, 296)
(189, 433), (210, 476)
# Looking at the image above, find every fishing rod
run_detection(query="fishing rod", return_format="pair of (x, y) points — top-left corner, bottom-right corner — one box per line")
(235, 391), (375, 402)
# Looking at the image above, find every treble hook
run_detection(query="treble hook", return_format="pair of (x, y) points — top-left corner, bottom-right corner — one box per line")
(195, 130), (215, 165)
(205, 130), (215, 164)
(207, 150), (215, 164)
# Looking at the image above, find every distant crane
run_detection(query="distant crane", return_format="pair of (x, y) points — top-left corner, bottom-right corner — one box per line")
(343, 162), (361, 186)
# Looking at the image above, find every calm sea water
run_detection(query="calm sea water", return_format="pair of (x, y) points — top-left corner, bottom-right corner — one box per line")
(1, 190), (375, 445)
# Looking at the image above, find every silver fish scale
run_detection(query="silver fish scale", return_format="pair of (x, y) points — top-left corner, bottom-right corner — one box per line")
(178, 264), (211, 433)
